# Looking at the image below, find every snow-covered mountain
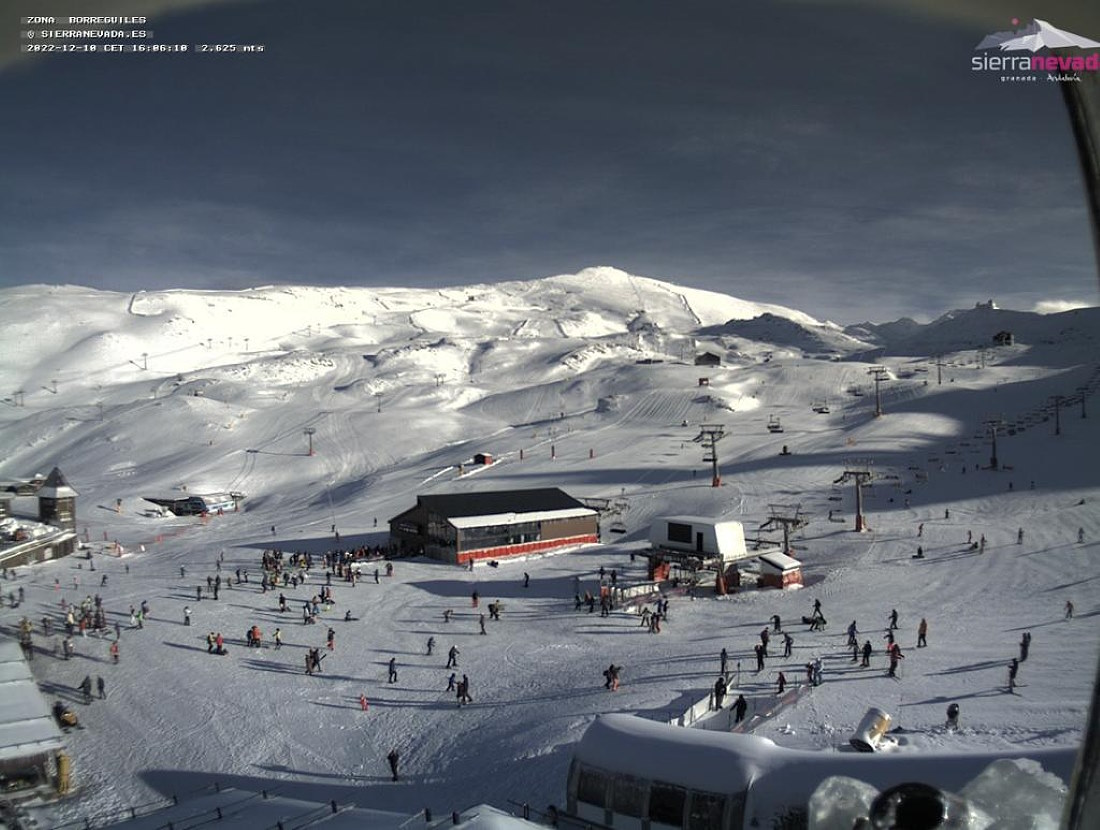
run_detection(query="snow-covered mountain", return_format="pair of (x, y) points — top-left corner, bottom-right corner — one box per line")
(974, 18), (1100, 52)
(844, 303), (1100, 358)
(1, 269), (1098, 828)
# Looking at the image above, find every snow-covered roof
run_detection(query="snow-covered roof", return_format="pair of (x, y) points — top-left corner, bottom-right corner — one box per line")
(573, 714), (1079, 821)
(758, 551), (802, 571)
(37, 466), (77, 499)
(0, 638), (65, 762)
(449, 507), (596, 529)
(101, 792), (543, 830)
(654, 515), (741, 528)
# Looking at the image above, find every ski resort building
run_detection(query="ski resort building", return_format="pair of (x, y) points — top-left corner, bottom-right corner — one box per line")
(649, 517), (749, 563)
(757, 551), (803, 589)
(0, 638), (69, 797)
(0, 468), (79, 568)
(142, 493), (241, 516)
(694, 352), (721, 367)
(389, 488), (599, 565)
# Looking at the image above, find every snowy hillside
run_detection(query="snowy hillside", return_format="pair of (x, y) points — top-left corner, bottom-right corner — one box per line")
(843, 303), (1100, 358)
(0, 269), (1098, 827)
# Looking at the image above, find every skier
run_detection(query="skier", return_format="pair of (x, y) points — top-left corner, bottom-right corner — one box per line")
(603, 664), (616, 690)
(446, 672), (457, 692)
(759, 627), (770, 656)
(713, 676), (727, 708)
(447, 645), (459, 669)
(1017, 528), (1024, 545)
(1065, 600), (1075, 620)
(96, 676), (106, 700)
(812, 598), (822, 619)
(426, 636), (435, 656)
(359, 693), (369, 712)
(754, 643), (765, 672)
(719, 647), (729, 678)
(523, 572), (530, 588)
(732, 694), (748, 724)
(327, 627), (335, 650)
(1008, 658), (1019, 693)
(917, 618), (928, 648)
(1019, 631), (1031, 662)
(183, 606), (192, 627)
(847, 620), (859, 646)
(79, 675), (93, 704)
(888, 643), (904, 678)
(917, 523), (924, 538)
(387, 749), (400, 782)
(783, 632), (793, 658)
(196, 585), (202, 602)
(771, 614), (781, 632)
(1079, 528), (1085, 544)
(388, 657), (397, 683)
(460, 674), (472, 704)
(777, 671), (786, 695)
(861, 640), (872, 668)
(812, 657), (823, 686)
(479, 614), (487, 635)
(888, 609), (898, 630)
(274, 628), (283, 650)
(109, 640), (119, 664)
(471, 590), (479, 608)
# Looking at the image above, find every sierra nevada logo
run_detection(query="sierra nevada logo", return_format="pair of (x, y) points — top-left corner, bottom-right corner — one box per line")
(972, 18), (1100, 82)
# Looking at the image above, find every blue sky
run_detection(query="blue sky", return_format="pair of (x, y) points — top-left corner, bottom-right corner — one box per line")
(1, 0), (1097, 323)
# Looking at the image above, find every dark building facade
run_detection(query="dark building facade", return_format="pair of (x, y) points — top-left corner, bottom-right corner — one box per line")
(390, 488), (598, 565)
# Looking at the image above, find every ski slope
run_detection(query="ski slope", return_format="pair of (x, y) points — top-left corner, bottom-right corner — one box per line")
(0, 270), (1097, 827)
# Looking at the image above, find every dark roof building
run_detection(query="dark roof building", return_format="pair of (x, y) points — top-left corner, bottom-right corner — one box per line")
(1, 467), (79, 568)
(694, 352), (721, 366)
(389, 488), (598, 565)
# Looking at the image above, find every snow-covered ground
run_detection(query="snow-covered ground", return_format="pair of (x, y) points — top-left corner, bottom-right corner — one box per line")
(0, 269), (1098, 827)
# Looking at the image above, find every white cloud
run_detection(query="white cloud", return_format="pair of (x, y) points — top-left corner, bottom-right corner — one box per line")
(1032, 299), (1094, 314)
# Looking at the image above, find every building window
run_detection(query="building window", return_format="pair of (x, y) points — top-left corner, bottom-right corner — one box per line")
(668, 522), (692, 544)
(687, 792), (726, 830)
(648, 782), (687, 826)
(611, 775), (647, 818)
(460, 521), (540, 550)
(576, 768), (609, 808)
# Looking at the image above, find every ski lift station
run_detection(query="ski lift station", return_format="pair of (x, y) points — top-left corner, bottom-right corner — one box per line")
(648, 516), (749, 564)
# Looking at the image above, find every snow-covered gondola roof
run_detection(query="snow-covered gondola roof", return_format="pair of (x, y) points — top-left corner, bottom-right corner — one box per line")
(0, 638), (65, 762)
